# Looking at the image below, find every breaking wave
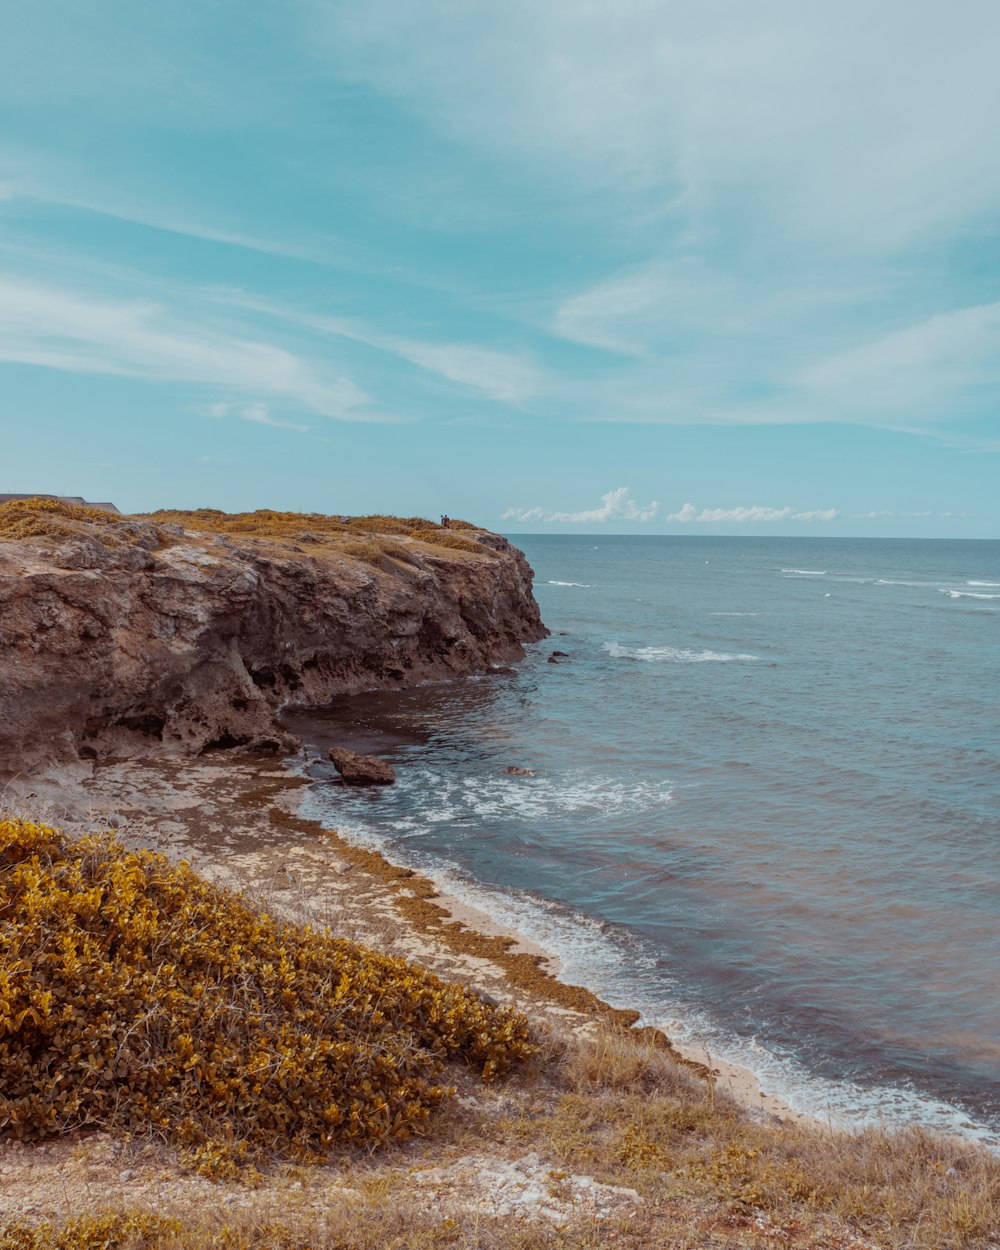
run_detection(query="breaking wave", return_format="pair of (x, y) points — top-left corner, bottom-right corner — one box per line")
(604, 642), (759, 664)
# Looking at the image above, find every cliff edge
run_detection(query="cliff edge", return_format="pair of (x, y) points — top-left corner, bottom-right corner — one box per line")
(0, 500), (548, 776)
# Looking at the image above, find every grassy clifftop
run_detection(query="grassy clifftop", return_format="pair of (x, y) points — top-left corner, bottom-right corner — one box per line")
(0, 498), (490, 560)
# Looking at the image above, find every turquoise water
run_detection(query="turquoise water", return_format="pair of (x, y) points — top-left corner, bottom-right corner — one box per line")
(292, 536), (1000, 1145)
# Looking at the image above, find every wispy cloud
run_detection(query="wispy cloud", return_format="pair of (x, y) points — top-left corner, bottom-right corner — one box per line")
(208, 401), (309, 433)
(214, 291), (543, 403)
(503, 486), (659, 524)
(801, 301), (1000, 422)
(666, 503), (839, 524)
(0, 273), (378, 421)
(317, 2), (1000, 245)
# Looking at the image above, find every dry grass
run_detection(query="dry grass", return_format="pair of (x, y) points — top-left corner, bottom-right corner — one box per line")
(479, 1028), (1000, 1249)
(0, 498), (129, 542)
(0, 1205), (673, 1250)
(146, 509), (491, 555)
(0, 500), (493, 560)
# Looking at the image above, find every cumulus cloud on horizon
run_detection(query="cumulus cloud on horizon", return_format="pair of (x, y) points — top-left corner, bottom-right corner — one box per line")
(502, 486), (660, 524)
(666, 503), (839, 524)
(855, 510), (965, 520)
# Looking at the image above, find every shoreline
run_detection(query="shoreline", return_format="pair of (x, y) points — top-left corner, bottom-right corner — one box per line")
(7, 750), (820, 1132)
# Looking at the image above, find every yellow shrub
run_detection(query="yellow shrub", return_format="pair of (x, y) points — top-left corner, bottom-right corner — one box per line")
(0, 498), (119, 542)
(408, 528), (485, 554)
(0, 819), (532, 1173)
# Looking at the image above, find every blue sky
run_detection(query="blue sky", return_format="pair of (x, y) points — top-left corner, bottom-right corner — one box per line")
(1, 1), (998, 536)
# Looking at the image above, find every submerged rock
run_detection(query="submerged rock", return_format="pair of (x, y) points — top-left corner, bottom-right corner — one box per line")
(503, 766), (536, 777)
(329, 748), (396, 786)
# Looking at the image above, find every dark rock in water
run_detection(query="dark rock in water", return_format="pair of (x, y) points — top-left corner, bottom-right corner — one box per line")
(547, 655), (559, 664)
(503, 766), (536, 777)
(329, 748), (396, 786)
(550, 650), (569, 658)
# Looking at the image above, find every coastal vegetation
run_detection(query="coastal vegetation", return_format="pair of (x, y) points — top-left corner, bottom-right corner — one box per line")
(146, 507), (489, 554)
(0, 818), (532, 1177)
(0, 497), (489, 557)
(1, 816), (997, 1249)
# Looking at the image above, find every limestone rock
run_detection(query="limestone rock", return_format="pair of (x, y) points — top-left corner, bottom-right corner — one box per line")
(0, 516), (548, 776)
(329, 748), (396, 786)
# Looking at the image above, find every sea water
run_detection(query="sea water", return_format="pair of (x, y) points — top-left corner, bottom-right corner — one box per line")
(289, 536), (1000, 1147)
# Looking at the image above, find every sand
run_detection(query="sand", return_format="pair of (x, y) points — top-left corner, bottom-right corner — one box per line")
(5, 750), (817, 1129)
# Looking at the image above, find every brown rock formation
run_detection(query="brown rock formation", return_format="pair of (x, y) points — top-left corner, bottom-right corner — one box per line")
(329, 748), (396, 786)
(0, 505), (547, 776)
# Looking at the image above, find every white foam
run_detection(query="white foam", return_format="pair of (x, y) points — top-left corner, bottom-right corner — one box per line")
(940, 589), (1000, 601)
(385, 768), (675, 827)
(967, 580), (1000, 588)
(604, 642), (758, 664)
(709, 611), (758, 617)
(547, 580), (591, 587)
(299, 777), (999, 1152)
(781, 568), (827, 576)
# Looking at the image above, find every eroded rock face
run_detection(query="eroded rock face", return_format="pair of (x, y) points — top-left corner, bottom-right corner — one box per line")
(0, 522), (547, 776)
(328, 748), (396, 786)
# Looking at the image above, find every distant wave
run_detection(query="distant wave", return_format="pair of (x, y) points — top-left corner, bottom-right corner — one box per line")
(781, 568), (827, 576)
(710, 611), (758, 616)
(604, 642), (758, 664)
(940, 589), (1000, 601)
(547, 580), (591, 587)
(967, 580), (1000, 588)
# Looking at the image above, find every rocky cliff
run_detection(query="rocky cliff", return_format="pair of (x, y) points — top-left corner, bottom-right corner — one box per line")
(0, 502), (547, 776)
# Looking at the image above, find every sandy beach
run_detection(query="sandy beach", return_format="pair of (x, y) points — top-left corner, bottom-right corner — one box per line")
(8, 750), (816, 1131)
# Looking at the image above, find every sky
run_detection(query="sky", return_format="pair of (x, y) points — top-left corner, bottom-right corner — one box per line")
(1, 1), (998, 536)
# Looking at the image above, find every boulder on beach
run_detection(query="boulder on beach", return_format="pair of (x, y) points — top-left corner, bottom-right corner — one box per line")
(329, 748), (396, 786)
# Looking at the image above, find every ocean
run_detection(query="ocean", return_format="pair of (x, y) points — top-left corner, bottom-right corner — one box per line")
(287, 535), (1000, 1147)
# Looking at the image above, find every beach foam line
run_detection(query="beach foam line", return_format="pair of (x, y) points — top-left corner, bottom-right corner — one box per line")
(329, 766), (675, 829)
(299, 776), (1000, 1152)
(604, 642), (758, 664)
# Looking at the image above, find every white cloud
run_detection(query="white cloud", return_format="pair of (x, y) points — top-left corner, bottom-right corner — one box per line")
(856, 510), (960, 520)
(215, 291), (542, 403)
(667, 503), (838, 524)
(801, 301), (1000, 419)
(500, 505), (547, 522)
(0, 273), (378, 421)
(503, 487), (659, 524)
(209, 401), (310, 433)
(316, 2), (1000, 247)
